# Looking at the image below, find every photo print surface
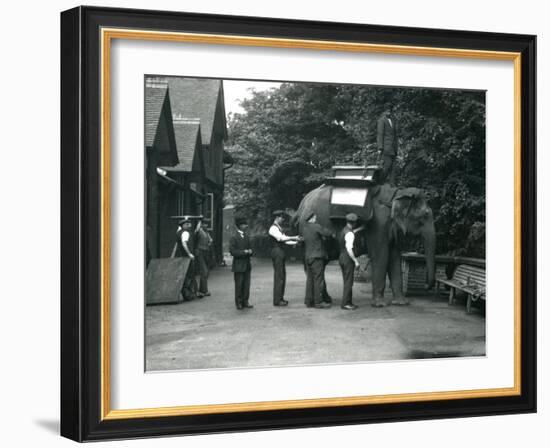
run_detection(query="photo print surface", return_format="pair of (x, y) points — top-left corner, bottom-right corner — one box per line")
(144, 75), (486, 371)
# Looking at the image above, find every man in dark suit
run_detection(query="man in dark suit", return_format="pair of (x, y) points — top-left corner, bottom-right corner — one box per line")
(229, 216), (253, 310)
(195, 217), (213, 297)
(269, 210), (301, 307)
(302, 212), (335, 309)
(377, 104), (398, 184)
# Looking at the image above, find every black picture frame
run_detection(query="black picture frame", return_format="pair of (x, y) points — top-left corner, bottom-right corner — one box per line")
(61, 5), (536, 442)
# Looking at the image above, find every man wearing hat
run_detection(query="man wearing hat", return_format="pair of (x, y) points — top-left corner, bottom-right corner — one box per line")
(195, 216), (213, 297)
(338, 213), (365, 310)
(175, 216), (198, 301)
(377, 104), (399, 184)
(302, 212), (335, 309)
(269, 210), (301, 307)
(229, 216), (254, 310)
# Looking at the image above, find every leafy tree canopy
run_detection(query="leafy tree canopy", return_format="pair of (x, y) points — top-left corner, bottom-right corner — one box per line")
(225, 82), (485, 256)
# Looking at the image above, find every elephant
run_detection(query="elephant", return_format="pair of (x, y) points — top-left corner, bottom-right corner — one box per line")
(293, 183), (436, 306)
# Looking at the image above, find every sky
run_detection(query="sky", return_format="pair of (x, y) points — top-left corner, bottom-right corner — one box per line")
(223, 80), (282, 118)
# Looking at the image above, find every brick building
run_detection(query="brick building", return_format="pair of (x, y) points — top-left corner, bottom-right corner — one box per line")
(145, 77), (228, 263)
(145, 79), (178, 262)
(165, 77), (228, 263)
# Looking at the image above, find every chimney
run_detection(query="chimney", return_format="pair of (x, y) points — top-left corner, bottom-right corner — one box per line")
(145, 77), (168, 89)
(172, 114), (201, 125)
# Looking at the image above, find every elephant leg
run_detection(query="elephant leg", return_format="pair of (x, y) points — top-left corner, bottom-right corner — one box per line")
(367, 234), (389, 307)
(388, 243), (408, 305)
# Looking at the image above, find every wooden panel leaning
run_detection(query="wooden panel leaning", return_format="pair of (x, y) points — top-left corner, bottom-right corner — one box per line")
(435, 264), (486, 313)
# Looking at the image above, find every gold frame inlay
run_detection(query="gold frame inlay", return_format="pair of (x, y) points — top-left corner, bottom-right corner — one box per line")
(100, 28), (522, 421)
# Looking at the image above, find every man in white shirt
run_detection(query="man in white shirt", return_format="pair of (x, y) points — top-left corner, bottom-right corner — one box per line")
(338, 213), (364, 310)
(269, 210), (301, 306)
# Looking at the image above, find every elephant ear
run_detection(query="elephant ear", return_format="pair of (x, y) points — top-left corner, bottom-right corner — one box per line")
(391, 188), (429, 236)
(393, 187), (424, 201)
(375, 184), (398, 206)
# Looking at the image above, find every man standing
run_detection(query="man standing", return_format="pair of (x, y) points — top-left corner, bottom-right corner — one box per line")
(195, 217), (213, 297)
(377, 104), (398, 184)
(302, 212), (335, 309)
(175, 217), (198, 301)
(338, 213), (365, 310)
(229, 216), (253, 310)
(269, 210), (301, 307)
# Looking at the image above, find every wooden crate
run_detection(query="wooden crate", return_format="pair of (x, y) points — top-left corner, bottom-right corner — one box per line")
(146, 257), (190, 305)
(401, 253), (449, 296)
(401, 253), (485, 296)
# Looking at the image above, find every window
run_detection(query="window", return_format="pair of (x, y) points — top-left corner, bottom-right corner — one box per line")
(176, 190), (185, 216)
(204, 193), (214, 231)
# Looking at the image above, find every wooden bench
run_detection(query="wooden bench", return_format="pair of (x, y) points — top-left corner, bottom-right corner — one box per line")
(435, 264), (486, 313)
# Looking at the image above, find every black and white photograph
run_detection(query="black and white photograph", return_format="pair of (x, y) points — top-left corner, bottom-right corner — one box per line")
(144, 75), (486, 371)
(1, 0), (544, 444)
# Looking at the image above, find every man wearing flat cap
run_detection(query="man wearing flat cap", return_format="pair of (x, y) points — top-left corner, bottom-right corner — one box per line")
(195, 216), (213, 298)
(338, 213), (365, 310)
(229, 216), (254, 310)
(175, 216), (198, 301)
(377, 104), (399, 184)
(269, 210), (301, 307)
(302, 212), (335, 309)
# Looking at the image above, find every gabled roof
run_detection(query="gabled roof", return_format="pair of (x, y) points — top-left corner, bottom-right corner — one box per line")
(165, 120), (202, 173)
(145, 82), (169, 148)
(164, 77), (225, 145)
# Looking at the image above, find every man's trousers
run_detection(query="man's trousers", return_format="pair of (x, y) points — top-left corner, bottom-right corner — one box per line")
(234, 269), (251, 308)
(380, 153), (395, 184)
(304, 258), (327, 306)
(271, 246), (286, 305)
(339, 254), (355, 306)
(196, 249), (210, 294)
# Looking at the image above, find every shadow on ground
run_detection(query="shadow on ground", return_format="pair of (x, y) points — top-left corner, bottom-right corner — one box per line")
(146, 259), (485, 371)
(33, 419), (59, 435)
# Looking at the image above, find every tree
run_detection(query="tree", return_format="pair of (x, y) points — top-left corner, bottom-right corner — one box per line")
(225, 83), (486, 257)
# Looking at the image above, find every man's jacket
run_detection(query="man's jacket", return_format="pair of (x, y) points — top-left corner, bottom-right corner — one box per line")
(377, 116), (398, 156)
(229, 232), (252, 273)
(302, 223), (333, 260)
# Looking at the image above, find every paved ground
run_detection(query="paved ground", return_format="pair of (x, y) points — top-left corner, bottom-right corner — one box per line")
(146, 259), (485, 371)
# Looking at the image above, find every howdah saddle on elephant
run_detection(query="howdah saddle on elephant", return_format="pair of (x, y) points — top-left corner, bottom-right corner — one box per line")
(293, 165), (436, 307)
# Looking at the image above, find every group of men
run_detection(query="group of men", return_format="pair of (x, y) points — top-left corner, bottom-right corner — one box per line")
(227, 106), (399, 311)
(228, 210), (364, 311)
(180, 107), (398, 309)
(175, 216), (213, 301)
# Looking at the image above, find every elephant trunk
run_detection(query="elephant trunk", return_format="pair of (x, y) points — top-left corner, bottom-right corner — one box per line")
(422, 217), (436, 289)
